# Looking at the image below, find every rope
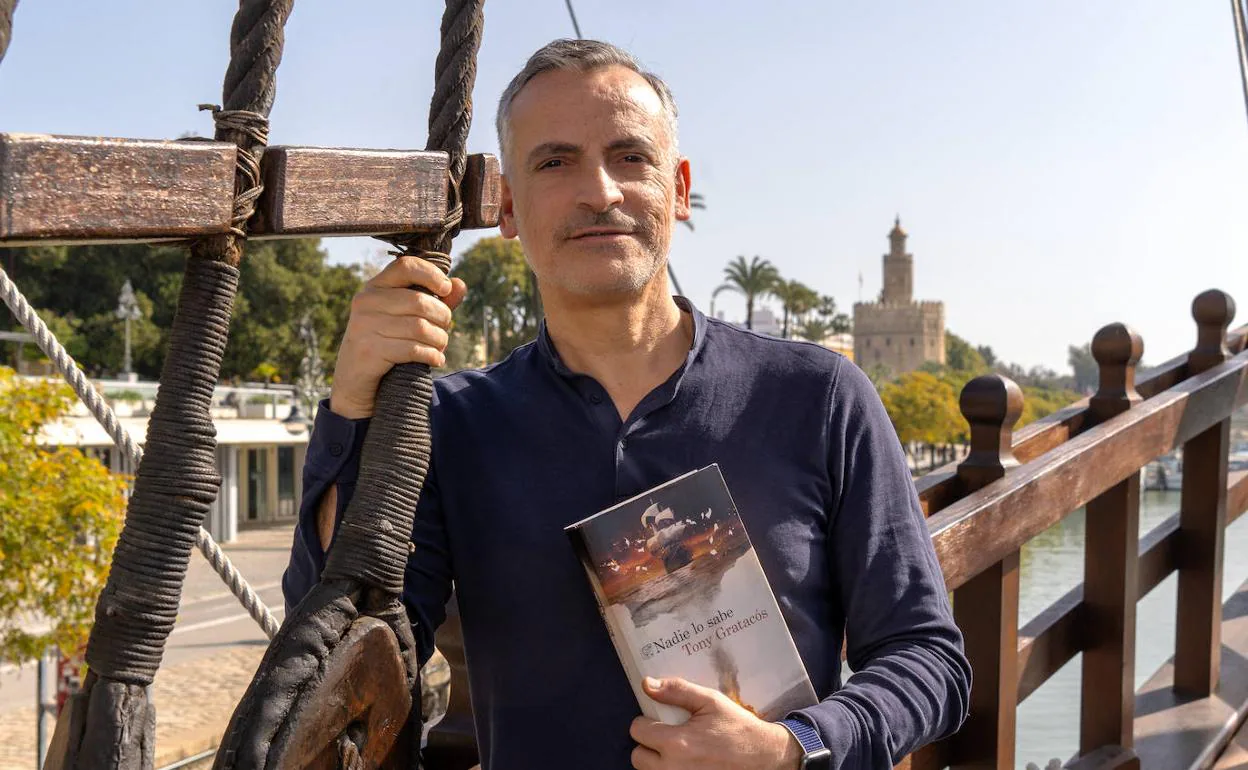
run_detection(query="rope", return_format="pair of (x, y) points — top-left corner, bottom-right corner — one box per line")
(1234, 0), (1248, 130)
(74, 0), (293, 690)
(0, 265), (279, 639)
(329, 0), (485, 596)
(0, 0), (16, 66)
(86, 259), (243, 682)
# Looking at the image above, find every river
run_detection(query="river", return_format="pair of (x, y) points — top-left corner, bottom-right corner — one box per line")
(1013, 486), (1248, 768)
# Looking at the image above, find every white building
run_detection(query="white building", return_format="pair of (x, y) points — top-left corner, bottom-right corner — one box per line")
(35, 378), (312, 543)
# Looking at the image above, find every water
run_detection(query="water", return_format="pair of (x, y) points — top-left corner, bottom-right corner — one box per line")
(1013, 487), (1248, 768)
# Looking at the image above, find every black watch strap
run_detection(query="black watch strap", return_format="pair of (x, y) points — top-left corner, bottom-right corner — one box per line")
(780, 717), (832, 768)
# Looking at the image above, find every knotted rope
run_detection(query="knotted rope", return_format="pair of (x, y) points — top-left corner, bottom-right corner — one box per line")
(53, 1), (294, 766)
(0, 0), (16, 65)
(211, 3), (485, 766)
(0, 267), (279, 640)
(80, 0), (291, 686)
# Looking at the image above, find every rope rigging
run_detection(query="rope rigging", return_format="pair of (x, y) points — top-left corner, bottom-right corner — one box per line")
(210, 2), (486, 766)
(1234, 0), (1248, 130)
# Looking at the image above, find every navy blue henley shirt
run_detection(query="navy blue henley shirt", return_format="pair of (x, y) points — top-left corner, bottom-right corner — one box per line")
(282, 298), (970, 769)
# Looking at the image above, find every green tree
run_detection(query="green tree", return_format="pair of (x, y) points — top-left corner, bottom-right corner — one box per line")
(0, 240), (361, 383)
(718, 256), (779, 330)
(796, 318), (836, 343)
(946, 332), (988, 375)
(0, 368), (128, 663)
(771, 279), (820, 338)
(451, 237), (541, 365)
(814, 295), (852, 335)
(1068, 343), (1097, 394)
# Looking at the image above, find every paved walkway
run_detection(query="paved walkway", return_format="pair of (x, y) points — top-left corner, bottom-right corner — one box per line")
(0, 524), (296, 769)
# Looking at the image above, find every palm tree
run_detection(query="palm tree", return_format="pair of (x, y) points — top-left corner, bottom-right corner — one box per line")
(771, 279), (820, 338)
(796, 317), (836, 344)
(718, 256), (779, 330)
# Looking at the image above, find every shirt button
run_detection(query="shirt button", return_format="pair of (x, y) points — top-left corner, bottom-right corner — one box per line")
(589, 393), (603, 405)
(328, 442), (344, 457)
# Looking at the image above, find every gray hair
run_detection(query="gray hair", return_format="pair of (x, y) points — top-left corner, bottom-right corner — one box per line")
(495, 39), (679, 170)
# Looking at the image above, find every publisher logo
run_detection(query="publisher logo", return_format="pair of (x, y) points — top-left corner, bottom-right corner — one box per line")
(640, 642), (658, 660)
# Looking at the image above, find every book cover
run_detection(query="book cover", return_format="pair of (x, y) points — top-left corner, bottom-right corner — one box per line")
(565, 463), (818, 725)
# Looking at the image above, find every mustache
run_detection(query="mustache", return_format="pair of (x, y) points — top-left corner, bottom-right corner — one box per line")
(559, 211), (639, 239)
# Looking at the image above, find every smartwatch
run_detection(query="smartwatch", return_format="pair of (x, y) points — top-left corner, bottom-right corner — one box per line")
(780, 717), (832, 768)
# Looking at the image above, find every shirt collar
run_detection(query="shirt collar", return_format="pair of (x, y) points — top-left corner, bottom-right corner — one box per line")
(537, 295), (708, 380)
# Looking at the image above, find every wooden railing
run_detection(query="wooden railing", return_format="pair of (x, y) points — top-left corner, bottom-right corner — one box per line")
(898, 289), (1248, 770)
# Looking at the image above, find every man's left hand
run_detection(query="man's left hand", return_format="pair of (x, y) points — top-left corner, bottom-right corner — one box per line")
(629, 676), (803, 769)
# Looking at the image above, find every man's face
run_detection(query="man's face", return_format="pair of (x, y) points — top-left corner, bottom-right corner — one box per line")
(498, 65), (691, 300)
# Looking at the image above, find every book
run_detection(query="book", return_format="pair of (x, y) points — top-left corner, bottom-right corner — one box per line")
(564, 463), (818, 725)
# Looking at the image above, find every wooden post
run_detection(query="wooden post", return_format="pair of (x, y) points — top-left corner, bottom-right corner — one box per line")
(1081, 323), (1143, 755)
(952, 374), (1023, 769)
(1174, 289), (1236, 696)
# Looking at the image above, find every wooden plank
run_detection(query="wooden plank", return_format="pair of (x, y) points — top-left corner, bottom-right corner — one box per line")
(251, 146), (448, 237)
(1175, 418), (1232, 696)
(1081, 325), (1144, 753)
(0, 133), (236, 245)
(460, 153), (501, 229)
(1133, 576), (1248, 770)
(914, 324), (1247, 519)
(1175, 293), (1236, 699)
(946, 375), (1023, 769)
(1082, 473), (1141, 751)
(1018, 589), (1085, 704)
(928, 350), (1248, 592)
(952, 554), (1019, 769)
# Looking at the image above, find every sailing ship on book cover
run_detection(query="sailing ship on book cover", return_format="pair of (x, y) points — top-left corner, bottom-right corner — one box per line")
(566, 464), (817, 725)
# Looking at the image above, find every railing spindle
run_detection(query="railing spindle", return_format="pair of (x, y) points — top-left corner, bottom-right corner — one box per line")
(951, 374), (1024, 769)
(1080, 323), (1144, 757)
(1174, 289), (1236, 696)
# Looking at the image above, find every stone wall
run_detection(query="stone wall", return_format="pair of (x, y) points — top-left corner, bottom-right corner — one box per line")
(852, 300), (945, 374)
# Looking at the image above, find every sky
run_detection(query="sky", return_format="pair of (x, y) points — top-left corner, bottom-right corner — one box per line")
(2, 1), (1245, 373)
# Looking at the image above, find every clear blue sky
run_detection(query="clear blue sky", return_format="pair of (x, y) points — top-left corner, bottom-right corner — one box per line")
(2, 1), (1245, 372)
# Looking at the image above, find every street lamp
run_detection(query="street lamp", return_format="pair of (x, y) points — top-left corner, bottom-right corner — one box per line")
(285, 313), (325, 434)
(115, 279), (141, 381)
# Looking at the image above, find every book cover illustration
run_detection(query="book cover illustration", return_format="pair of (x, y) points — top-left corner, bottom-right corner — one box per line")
(566, 464), (817, 725)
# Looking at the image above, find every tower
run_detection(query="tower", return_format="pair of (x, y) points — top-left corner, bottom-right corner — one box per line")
(881, 215), (913, 305)
(853, 216), (945, 374)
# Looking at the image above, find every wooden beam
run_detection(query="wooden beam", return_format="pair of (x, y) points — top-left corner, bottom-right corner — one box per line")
(0, 134), (503, 245)
(928, 349), (1248, 592)
(460, 153), (501, 230)
(251, 146), (448, 237)
(0, 133), (235, 245)
(1081, 324), (1143, 754)
(1174, 291), (1236, 698)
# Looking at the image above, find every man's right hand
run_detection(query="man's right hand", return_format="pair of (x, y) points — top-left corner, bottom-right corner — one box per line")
(329, 256), (468, 419)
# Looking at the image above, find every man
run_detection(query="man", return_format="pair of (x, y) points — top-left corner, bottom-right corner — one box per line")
(283, 39), (970, 769)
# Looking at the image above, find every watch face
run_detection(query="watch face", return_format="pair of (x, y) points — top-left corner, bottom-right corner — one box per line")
(802, 747), (833, 769)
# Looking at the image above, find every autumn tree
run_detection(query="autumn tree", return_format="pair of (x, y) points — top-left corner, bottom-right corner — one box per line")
(0, 368), (128, 664)
(877, 371), (962, 457)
